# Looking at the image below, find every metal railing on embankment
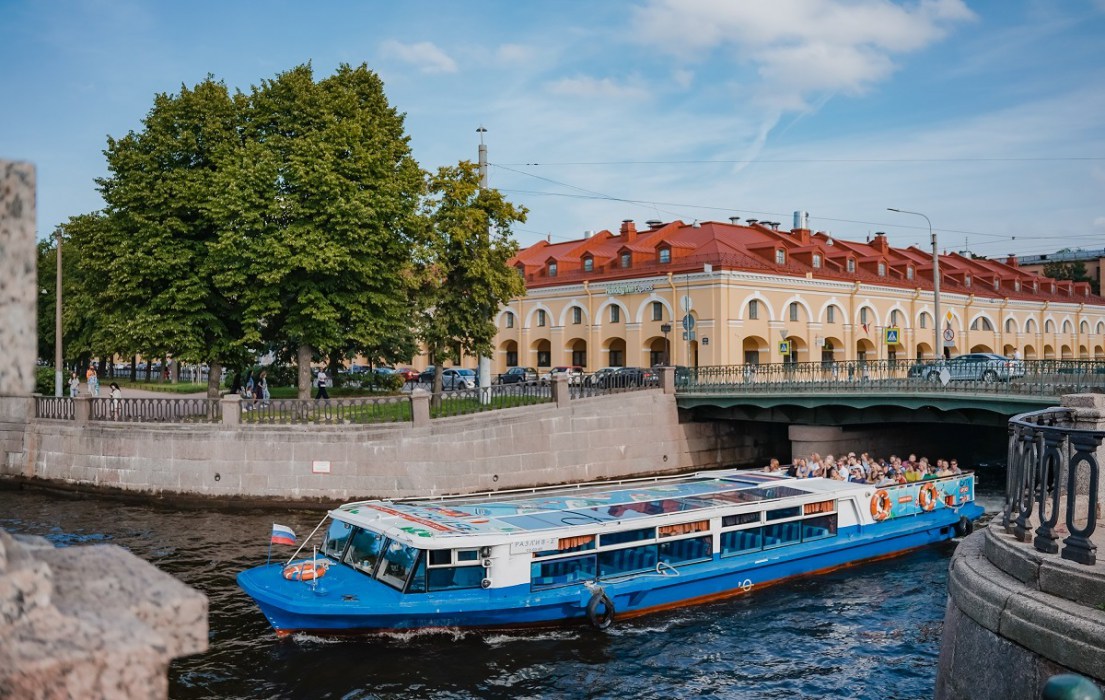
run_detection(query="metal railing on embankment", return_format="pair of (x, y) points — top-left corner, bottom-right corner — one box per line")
(430, 383), (552, 418)
(1004, 407), (1102, 565)
(241, 396), (411, 424)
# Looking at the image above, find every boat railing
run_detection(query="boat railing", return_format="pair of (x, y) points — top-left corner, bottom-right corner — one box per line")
(1004, 407), (1102, 565)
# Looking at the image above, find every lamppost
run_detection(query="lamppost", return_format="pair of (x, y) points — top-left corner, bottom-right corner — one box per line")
(888, 208), (940, 360)
(54, 227), (63, 397)
(660, 323), (672, 365)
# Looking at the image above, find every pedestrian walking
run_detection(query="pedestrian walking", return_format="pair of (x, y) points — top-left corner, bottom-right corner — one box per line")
(316, 368), (330, 400)
(86, 365), (100, 396)
(109, 382), (122, 420)
(258, 370), (270, 407)
(68, 371), (80, 398)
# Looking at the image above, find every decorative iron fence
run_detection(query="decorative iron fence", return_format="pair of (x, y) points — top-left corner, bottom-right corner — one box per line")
(34, 396), (73, 420)
(430, 384), (552, 418)
(569, 372), (658, 399)
(1004, 407), (1101, 565)
(680, 359), (1105, 397)
(90, 397), (222, 423)
(241, 396), (412, 425)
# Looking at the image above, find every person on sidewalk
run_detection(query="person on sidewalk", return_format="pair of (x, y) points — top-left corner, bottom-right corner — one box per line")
(68, 371), (80, 398)
(316, 369), (330, 400)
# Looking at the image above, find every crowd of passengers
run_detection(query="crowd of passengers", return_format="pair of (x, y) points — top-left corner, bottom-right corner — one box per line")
(763, 452), (964, 485)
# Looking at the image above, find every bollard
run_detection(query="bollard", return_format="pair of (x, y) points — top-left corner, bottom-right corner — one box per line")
(410, 388), (430, 427)
(1042, 674), (1104, 700)
(220, 394), (241, 426)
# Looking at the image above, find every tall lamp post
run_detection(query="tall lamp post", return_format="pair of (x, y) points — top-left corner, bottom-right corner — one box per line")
(888, 208), (940, 360)
(54, 227), (63, 396)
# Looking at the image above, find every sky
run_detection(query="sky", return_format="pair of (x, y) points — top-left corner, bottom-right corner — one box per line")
(2, 0), (1104, 259)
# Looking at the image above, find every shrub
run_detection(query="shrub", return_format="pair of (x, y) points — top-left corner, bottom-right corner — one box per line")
(35, 366), (55, 395)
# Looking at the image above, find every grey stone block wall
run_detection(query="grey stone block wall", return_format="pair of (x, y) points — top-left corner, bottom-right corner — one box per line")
(0, 160), (36, 398)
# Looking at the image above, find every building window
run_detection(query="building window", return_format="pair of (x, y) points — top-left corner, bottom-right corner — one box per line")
(907, 266), (914, 280)
(659, 248), (671, 264)
(537, 350), (551, 367)
(583, 257), (593, 272)
(994, 279), (1000, 291)
(572, 307), (582, 325)
(651, 302), (663, 321)
(609, 349), (623, 367)
(920, 313), (929, 329)
(505, 312), (514, 329)
(548, 262), (557, 277)
(1081, 320), (1089, 334)
(620, 252), (631, 269)
(748, 299), (759, 320)
(1046, 320), (1055, 333)
(537, 310), (546, 327)
(775, 249), (786, 265)
(971, 317), (994, 331)
(847, 258), (855, 273)
(891, 310), (901, 327)
(506, 350), (518, 366)
(860, 308), (869, 324)
(878, 262), (886, 277)
(1006, 318), (1016, 333)
(812, 254), (821, 269)
(827, 305), (836, 323)
(789, 302), (799, 322)
(965, 274), (972, 288)
(610, 306), (621, 323)
(1015, 281), (1021, 292)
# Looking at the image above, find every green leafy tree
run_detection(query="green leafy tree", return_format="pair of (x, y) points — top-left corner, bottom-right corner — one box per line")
(415, 161), (527, 397)
(75, 78), (250, 396)
(1043, 250), (1098, 294)
(208, 64), (425, 398)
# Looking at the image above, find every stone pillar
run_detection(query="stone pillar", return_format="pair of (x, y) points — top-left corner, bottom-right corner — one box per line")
(220, 394), (241, 426)
(552, 374), (570, 408)
(660, 366), (675, 394)
(0, 161), (36, 397)
(410, 389), (430, 427)
(73, 395), (92, 423)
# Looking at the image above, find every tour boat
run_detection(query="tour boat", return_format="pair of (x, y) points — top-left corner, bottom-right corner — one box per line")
(237, 468), (982, 635)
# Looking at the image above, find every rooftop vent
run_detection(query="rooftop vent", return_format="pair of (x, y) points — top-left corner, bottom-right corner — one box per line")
(729, 216), (741, 224)
(583, 230), (593, 239)
(746, 218), (759, 225)
(793, 210), (809, 230)
(646, 219), (663, 229)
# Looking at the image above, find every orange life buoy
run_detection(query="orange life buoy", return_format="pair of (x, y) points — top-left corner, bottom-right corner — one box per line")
(918, 482), (938, 512)
(870, 489), (892, 521)
(283, 560), (329, 581)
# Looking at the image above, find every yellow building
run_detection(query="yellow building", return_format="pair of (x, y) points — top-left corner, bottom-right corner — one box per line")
(495, 218), (1105, 372)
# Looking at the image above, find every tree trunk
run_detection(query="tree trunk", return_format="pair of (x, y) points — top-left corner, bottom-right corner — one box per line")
(207, 361), (222, 398)
(130, 355), (137, 382)
(297, 344), (313, 400)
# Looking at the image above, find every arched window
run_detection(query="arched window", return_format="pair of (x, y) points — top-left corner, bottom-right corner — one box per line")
(789, 302), (800, 322)
(1045, 319), (1055, 333)
(1062, 320), (1073, 334)
(890, 310), (902, 327)
(826, 305), (837, 323)
(920, 312), (931, 330)
(970, 317), (994, 331)
(572, 307), (582, 325)
(1005, 318), (1016, 334)
(537, 310), (547, 327)
(1080, 320), (1089, 334)
(860, 307), (869, 324)
(651, 302), (664, 321)
(505, 312), (514, 329)
(610, 306), (621, 323)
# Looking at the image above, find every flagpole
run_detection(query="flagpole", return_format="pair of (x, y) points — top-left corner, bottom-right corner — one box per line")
(267, 539), (273, 566)
(283, 514), (330, 566)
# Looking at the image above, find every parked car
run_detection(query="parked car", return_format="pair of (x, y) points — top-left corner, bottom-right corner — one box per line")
(418, 366), (436, 384)
(598, 367), (657, 388)
(395, 368), (419, 382)
(539, 366), (584, 385)
(912, 353), (1021, 383)
(587, 367), (621, 387)
(441, 368), (477, 390)
(498, 367), (538, 385)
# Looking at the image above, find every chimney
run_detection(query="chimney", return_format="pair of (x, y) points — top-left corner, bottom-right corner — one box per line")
(1005, 255), (1020, 268)
(872, 232), (889, 254)
(583, 230), (593, 239)
(620, 219), (637, 242)
(793, 210), (809, 230)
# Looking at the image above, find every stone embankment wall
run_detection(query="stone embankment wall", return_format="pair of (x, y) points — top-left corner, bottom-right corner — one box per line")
(7, 390), (765, 504)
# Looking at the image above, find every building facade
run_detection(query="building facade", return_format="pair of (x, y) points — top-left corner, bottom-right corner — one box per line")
(493, 218), (1105, 372)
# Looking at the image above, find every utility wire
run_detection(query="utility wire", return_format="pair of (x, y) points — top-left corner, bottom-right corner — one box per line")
(498, 156), (1105, 166)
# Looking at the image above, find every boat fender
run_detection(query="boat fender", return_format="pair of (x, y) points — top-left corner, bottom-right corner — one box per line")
(918, 483), (938, 512)
(870, 489), (892, 521)
(955, 516), (973, 538)
(482, 558), (493, 568)
(481, 578), (493, 589)
(586, 588), (615, 630)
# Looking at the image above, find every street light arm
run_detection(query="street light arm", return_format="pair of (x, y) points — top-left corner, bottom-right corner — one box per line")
(888, 207), (941, 359)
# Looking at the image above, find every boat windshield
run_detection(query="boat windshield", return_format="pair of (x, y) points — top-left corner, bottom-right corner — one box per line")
(344, 527), (386, 575)
(377, 539), (420, 590)
(322, 519), (354, 560)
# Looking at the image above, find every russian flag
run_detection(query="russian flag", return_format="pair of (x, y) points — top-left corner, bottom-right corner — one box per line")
(271, 523), (297, 546)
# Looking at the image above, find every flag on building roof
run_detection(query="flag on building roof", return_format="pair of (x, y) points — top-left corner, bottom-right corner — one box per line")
(271, 523), (297, 546)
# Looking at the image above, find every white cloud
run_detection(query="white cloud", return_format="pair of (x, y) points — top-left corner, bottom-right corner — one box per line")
(1094, 217), (1105, 230)
(632, 0), (976, 109)
(380, 40), (458, 74)
(496, 43), (534, 65)
(672, 68), (694, 89)
(546, 76), (650, 100)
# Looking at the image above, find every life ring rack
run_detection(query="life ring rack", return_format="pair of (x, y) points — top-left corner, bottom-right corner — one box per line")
(283, 559), (330, 582)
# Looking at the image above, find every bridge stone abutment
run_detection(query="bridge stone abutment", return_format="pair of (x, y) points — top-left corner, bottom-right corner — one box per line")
(935, 394), (1105, 699)
(788, 423), (928, 462)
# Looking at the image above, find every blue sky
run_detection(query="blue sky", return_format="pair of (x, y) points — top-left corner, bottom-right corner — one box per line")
(2, 0), (1103, 258)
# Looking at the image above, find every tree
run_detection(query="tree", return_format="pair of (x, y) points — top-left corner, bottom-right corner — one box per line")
(415, 161), (527, 398)
(1043, 250), (1098, 294)
(75, 77), (251, 396)
(208, 64), (426, 398)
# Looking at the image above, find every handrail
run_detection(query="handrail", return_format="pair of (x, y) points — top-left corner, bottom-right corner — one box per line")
(1004, 407), (1101, 565)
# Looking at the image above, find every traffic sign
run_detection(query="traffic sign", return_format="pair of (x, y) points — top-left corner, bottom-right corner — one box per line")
(943, 328), (955, 342)
(779, 340), (791, 354)
(682, 314), (695, 331)
(885, 327), (901, 345)
(683, 331), (696, 341)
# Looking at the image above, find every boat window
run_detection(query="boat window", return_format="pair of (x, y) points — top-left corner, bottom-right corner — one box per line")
(407, 555), (427, 593)
(534, 535), (595, 558)
(804, 500), (835, 515)
(599, 545), (658, 578)
(722, 512), (760, 527)
(802, 514), (838, 542)
(344, 528), (386, 576)
(322, 519), (355, 560)
(600, 528), (655, 547)
(428, 549), (451, 566)
(766, 506), (802, 521)
(659, 520), (709, 538)
(531, 555), (597, 590)
(456, 549), (480, 562)
(720, 527), (763, 556)
(428, 566), (484, 592)
(658, 535), (712, 565)
(377, 540), (420, 590)
(763, 522), (803, 549)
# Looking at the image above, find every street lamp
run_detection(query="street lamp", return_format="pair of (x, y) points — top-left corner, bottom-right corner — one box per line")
(54, 227), (63, 397)
(888, 208), (940, 360)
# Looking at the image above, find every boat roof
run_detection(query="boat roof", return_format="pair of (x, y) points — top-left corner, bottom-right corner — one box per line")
(331, 469), (868, 544)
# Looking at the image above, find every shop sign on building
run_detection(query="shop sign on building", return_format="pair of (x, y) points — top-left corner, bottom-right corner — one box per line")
(604, 283), (654, 295)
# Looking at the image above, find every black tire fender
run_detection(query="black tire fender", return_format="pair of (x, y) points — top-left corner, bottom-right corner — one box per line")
(586, 589), (615, 630)
(955, 516), (974, 538)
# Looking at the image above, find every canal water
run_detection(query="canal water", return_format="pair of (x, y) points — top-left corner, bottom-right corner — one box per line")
(0, 470), (1006, 700)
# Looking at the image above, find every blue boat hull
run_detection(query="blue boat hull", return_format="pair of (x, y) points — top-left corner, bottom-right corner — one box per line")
(238, 505), (982, 634)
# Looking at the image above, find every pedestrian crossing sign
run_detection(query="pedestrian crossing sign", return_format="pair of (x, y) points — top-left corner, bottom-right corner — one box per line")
(885, 327), (901, 345)
(779, 340), (791, 354)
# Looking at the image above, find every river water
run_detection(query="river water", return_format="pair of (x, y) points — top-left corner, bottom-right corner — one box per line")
(0, 470), (1006, 700)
